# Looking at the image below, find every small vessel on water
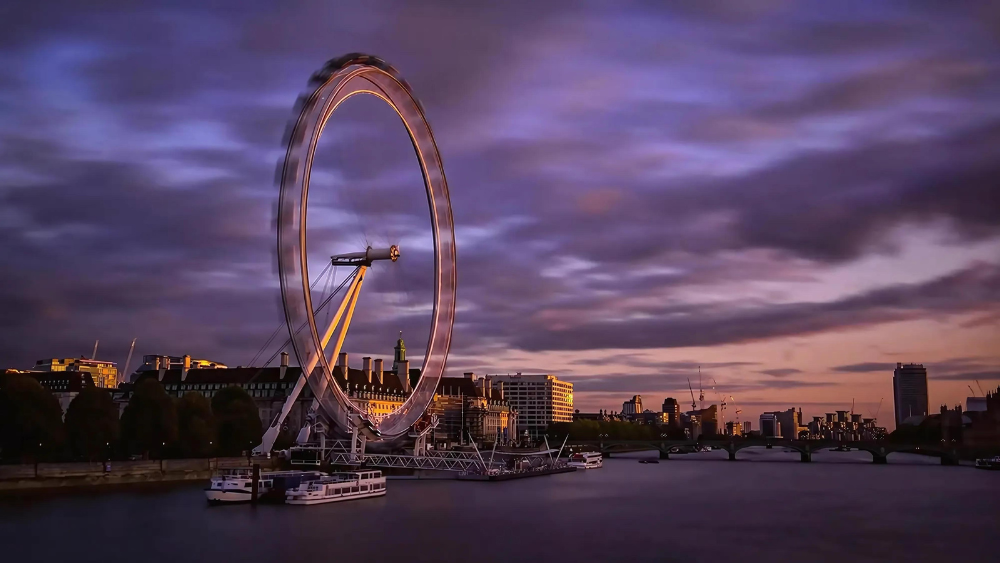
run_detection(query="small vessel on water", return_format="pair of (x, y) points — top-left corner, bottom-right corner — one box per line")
(974, 456), (1000, 470)
(285, 470), (386, 505)
(638, 459), (659, 464)
(831, 444), (853, 452)
(205, 469), (325, 504)
(567, 452), (603, 469)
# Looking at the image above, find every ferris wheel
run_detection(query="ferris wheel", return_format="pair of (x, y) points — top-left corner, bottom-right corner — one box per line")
(255, 54), (457, 453)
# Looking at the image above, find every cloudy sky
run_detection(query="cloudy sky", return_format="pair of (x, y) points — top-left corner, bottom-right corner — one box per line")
(2, 1), (998, 428)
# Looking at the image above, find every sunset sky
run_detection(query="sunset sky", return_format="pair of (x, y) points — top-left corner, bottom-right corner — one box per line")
(1, 1), (998, 428)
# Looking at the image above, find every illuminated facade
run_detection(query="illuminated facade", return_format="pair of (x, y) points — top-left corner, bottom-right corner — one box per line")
(34, 357), (118, 389)
(622, 395), (643, 416)
(488, 373), (573, 440)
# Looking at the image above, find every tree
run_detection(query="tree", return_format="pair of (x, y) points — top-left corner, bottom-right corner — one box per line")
(64, 386), (119, 461)
(212, 386), (262, 456)
(0, 372), (66, 462)
(177, 392), (216, 458)
(272, 427), (297, 451)
(120, 378), (178, 459)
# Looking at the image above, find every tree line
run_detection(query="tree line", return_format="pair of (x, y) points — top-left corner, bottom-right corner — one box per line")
(0, 373), (266, 463)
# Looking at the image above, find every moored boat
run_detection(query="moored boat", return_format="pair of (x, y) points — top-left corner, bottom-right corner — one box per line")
(205, 469), (325, 504)
(974, 456), (1000, 470)
(285, 470), (386, 505)
(567, 452), (603, 469)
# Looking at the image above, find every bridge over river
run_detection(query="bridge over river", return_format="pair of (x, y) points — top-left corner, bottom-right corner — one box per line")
(565, 438), (963, 465)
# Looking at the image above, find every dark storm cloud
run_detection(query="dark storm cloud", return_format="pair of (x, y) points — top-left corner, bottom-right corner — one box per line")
(566, 372), (832, 394)
(757, 57), (995, 120)
(926, 357), (1000, 382)
(932, 371), (1000, 382)
(759, 368), (802, 378)
(569, 355), (756, 370)
(829, 357), (1000, 381)
(832, 363), (897, 373)
(506, 262), (1000, 351)
(1, 1), (999, 371)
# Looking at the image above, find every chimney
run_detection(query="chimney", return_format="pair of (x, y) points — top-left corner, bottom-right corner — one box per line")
(363, 357), (372, 384)
(338, 352), (348, 368)
(181, 354), (191, 382)
(156, 356), (166, 382)
(280, 351), (289, 380)
(373, 358), (383, 386)
(398, 360), (410, 393)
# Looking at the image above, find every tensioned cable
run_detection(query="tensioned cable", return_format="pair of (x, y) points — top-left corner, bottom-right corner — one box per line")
(248, 261), (334, 366)
(245, 266), (359, 385)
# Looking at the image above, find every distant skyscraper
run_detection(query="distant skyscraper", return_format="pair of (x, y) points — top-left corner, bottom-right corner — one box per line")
(776, 407), (803, 439)
(893, 363), (929, 428)
(742, 421), (751, 435)
(759, 413), (780, 437)
(662, 397), (680, 426)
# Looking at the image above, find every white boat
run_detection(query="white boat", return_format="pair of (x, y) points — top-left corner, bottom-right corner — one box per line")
(285, 470), (386, 505)
(567, 452), (603, 469)
(975, 456), (1000, 470)
(205, 469), (325, 504)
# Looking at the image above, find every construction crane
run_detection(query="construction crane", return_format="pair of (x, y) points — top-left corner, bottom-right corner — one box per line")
(120, 338), (137, 386)
(869, 398), (883, 423)
(698, 366), (705, 410)
(687, 378), (697, 411)
(711, 378), (727, 429)
(968, 385), (978, 397)
(729, 396), (743, 423)
(976, 380), (986, 396)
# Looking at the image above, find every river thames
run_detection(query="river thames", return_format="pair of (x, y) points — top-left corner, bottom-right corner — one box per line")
(1, 449), (997, 562)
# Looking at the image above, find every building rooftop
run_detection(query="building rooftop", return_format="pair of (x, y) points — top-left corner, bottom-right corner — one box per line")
(132, 364), (416, 395)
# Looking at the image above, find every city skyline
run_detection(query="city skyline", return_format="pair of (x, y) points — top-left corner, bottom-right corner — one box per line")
(1, 2), (999, 431)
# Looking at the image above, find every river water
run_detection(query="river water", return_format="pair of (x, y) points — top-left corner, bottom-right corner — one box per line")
(1, 448), (997, 562)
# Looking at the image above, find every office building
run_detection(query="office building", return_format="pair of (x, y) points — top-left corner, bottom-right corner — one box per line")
(759, 413), (780, 437)
(33, 357), (118, 389)
(724, 420), (742, 437)
(807, 412), (886, 441)
(893, 363), (929, 428)
(662, 397), (680, 426)
(742, 421), (752, 435)
(488, 374), (573, 440)
(776, 407), (804, 440)
(622, 395), (643, 416)
(967, 397), (987, 412)
(690, 404), (719, 436)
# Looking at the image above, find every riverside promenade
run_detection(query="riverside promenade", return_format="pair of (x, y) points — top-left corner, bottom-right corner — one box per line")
(0, 457), (278, 492)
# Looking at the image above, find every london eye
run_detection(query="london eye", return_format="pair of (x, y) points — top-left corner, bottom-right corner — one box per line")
(256, 54), (456, 453)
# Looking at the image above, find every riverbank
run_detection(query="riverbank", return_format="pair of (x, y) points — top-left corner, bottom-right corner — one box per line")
(0, 457), (278, 493)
